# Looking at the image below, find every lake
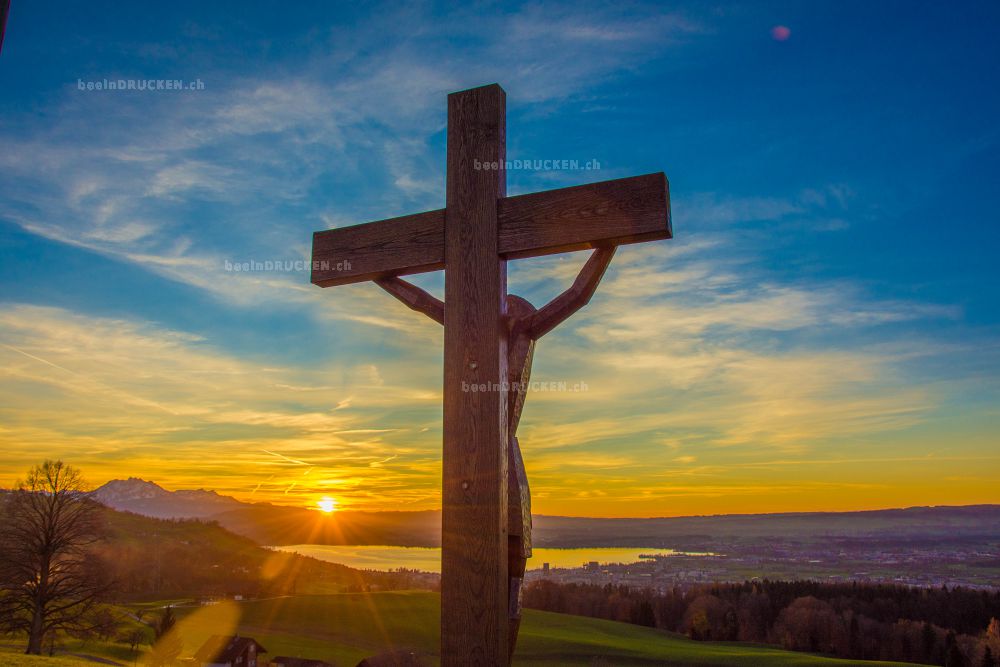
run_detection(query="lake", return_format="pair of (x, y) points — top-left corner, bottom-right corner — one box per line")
(270, 545), (693, 573)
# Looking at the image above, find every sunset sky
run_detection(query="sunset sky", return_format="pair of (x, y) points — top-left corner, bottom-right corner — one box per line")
(1, 1), (998, 517)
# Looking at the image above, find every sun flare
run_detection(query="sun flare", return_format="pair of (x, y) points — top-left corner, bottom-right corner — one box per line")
(317, 497), (338, 513)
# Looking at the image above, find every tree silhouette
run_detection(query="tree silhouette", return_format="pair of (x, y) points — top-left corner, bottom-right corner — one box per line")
(630, 599), (656, 628)
(0, 460), (111, 654)
(945, 630), (966, 667)
(923, 622), (940, 664)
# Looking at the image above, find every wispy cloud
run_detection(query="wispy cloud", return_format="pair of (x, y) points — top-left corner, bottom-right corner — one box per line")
(0, 303), (442, 507)
(1, 0), (997, 516)
(0, 2), (703, 312)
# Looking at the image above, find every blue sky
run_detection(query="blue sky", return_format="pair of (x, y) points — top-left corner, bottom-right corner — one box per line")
(0, 0), (998, 515)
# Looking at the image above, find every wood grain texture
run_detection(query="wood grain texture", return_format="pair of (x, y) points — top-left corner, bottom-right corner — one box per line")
(441, 83), (510, 665)
(498, 172), (671, 260)
(311, 209), (444, 287)
(527, 246), (616, 339)
(310, 173), (669, 286)
(374, 277), (445, 325)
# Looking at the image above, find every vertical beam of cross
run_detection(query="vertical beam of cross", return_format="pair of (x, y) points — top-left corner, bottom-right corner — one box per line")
(441, 84), (510, 665)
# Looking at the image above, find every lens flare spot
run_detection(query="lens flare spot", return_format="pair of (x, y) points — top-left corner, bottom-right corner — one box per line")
(772, 25), (791, 41)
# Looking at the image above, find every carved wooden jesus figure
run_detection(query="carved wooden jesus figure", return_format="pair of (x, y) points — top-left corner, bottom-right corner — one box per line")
(376, 245), (616, 654)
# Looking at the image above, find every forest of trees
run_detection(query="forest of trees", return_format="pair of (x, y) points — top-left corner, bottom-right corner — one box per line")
(524, 579), (1000, 666)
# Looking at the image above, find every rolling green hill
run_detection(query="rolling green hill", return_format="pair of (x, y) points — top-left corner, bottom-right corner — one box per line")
(92, 505), (405, 599)
(162, 591), (917, 667)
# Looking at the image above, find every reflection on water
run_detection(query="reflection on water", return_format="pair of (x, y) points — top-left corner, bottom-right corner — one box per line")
(269, 545), (701, 573)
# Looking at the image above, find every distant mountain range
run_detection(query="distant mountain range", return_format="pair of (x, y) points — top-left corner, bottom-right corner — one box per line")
(93, 477), (441, 545)
(93, 477), (245, 518)
(91, 477), (1000, 549)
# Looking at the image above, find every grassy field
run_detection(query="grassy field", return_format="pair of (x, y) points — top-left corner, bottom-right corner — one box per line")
(0, 592), (919, 666)
(164, 591), (916, 667)
(0, 648), (108, 667)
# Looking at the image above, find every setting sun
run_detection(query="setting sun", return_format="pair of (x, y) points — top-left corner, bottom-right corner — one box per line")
(317, 497), (338, 513)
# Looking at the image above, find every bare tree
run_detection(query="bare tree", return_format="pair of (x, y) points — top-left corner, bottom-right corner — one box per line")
(0, 460), (112, 654)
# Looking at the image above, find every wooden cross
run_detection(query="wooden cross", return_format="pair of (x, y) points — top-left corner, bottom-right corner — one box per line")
(311, 83), (671, 665)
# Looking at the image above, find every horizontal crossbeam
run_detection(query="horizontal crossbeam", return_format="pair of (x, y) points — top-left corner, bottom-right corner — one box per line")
(311, 172), (670, 287)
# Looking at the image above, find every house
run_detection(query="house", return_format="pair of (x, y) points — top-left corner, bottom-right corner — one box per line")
(193, 635), (267, 667)
(269, 658), (335, 667)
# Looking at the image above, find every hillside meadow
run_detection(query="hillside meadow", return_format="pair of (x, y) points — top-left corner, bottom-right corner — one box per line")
(154, 591), (915, 666)
(0, 592), (923, 666)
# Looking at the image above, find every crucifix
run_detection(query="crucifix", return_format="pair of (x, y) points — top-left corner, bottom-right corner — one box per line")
(311, 83), (671, 665)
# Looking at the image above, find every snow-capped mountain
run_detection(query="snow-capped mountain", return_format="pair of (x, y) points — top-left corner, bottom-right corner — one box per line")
(92, 477), (246, 519)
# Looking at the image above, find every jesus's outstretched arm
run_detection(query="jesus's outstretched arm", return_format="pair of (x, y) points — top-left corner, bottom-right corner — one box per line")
(527, 245), (616, 339)
(375, 277), (445, 325)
